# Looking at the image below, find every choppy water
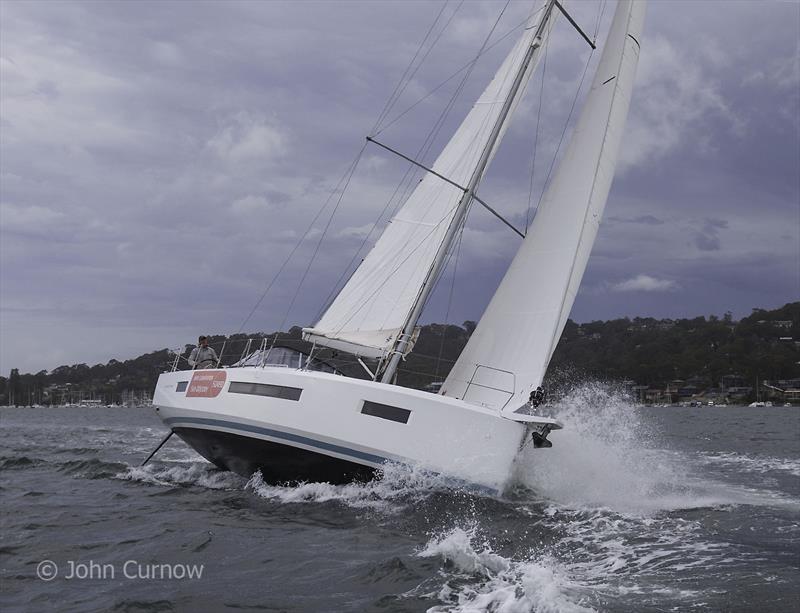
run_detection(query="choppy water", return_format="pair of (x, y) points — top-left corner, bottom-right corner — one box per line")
(1, 384), (798, 612)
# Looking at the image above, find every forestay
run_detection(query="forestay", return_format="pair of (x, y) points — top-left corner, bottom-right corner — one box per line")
(442, 0), (646, 410)
(304, 5), (556, 360)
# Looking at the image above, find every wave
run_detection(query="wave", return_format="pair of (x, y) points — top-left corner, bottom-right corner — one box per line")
(113, 457), (469, 510)
(513, 382), (696, 514)
(115, 463), (246, 490)
(416, 501), (756, 613)
(418, 527), (596, 613)
(698, 451), (800, 477)
(511, 382), (800, 515)
(245, 462), (461, 511)
(59, 458), (129, 479)
(0, 456), (45, 469)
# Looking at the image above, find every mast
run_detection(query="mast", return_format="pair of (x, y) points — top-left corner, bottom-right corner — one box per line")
(380, 0), (558, 384)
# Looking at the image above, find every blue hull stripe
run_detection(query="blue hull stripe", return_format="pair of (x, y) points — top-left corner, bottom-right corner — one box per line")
(163, 416), (388, 465)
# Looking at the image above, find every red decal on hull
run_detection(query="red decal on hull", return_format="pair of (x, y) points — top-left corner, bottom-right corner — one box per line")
(186, 370), (227, 398)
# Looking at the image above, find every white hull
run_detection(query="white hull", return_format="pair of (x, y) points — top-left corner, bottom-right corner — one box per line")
(152, 367), (559, 494)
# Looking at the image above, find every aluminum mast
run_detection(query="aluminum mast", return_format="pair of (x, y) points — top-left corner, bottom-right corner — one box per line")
(380, 0), (559, 383)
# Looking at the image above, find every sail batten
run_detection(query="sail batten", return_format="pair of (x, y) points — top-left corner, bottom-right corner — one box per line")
(442, 0), (646, 411)
(304, 4), (557, 361)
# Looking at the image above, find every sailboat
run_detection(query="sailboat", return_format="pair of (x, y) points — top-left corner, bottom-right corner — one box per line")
(151, 0), (646, 494)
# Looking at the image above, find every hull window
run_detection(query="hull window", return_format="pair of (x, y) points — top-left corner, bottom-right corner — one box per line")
(361, 401), (411, 424)
(176, 381), (189, 393)
(229, 382), (302, 401)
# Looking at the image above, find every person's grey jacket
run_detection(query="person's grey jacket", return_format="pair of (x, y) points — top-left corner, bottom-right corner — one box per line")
(188, 346), (219, 369)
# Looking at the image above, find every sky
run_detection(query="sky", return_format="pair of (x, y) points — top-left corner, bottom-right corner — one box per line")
(1, 0), (798, 374)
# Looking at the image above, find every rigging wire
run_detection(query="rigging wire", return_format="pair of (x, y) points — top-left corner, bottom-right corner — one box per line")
(247, 0), (527, 344)
(235, 143), (367, 333)
(434, 218), (465, 380)
(332, 3), (598, 373)
(372, 1), (465, 136)
(314, 2), (470, 324)
(358, 0), (517, 339)
(371, 0), (451, 136)
(370, 0), (526, 245)
(238, 3), (453, 335)
(322, 0), (514, 338)
(390, 0), (513, 217)
(326, 198), (460, 337)
(312, 164), (417, 323)
(375, 7), (544, 137)
(276, 141), (368, 334)
(593, 0), (608, 41)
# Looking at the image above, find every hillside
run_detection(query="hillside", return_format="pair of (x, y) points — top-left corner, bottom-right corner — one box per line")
(2, 302), (797, 405)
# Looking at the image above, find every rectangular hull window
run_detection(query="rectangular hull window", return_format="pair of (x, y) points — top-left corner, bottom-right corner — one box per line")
(361, 401), (411, 424)
(229, 382), (302, 401)
(176, 381), (188, 393)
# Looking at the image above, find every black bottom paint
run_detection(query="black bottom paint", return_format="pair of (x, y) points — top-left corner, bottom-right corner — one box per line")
(172, 427), (378, 484)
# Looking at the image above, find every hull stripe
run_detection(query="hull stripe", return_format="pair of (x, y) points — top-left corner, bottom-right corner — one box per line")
(163, 416), (389, 466)
(161, 415), (500, 496)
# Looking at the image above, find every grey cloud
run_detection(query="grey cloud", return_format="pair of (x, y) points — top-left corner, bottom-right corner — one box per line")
(608, 214), (664, 225)
(610, 275), (680, 293)
(703, 219), (729, 231)
(692, 218), (729, 252)
(1, 1), (798, 373)
(693, 233), (720, 252)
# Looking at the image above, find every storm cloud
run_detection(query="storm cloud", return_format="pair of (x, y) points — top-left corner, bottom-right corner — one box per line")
(1, 1), (798, 373)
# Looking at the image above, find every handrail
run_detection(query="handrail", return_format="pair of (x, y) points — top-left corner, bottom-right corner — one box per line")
(169, 336), (339, 373)
(215, 340), (227, 368)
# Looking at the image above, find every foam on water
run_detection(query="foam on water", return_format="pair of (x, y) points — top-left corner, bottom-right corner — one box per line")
(513, 382), (797, 514)
(106, 385), (798, 612)
(5, 402), (798, 610)
(245, 462), (458, 511)
(698, 451), (800, 477)
(513, 383), (686, 514)
(415, 382), (798, 611)
(116, 462), (246, 490)
(115, 457), (468, 511)
(540, 506), (736, 580)
(418, 527), (596, 613)
(417, 506), (747, 611)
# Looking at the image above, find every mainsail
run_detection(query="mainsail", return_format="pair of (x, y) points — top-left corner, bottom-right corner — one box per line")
(442, 0), (646, 411)
(303, 5), (557, 360)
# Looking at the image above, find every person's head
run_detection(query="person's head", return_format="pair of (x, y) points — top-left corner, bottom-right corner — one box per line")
(199, 335), (208, 346)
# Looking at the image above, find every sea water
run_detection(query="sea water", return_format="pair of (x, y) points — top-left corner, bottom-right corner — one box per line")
(1, 384), (798, 612)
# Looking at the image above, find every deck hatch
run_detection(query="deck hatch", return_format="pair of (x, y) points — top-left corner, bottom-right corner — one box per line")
(229, 381), (302, 401)
(361, 401), (411, 424)
(176, 381), (189, 393)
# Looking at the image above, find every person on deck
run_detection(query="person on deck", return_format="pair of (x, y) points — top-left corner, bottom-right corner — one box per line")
(188, 336), (219, 369)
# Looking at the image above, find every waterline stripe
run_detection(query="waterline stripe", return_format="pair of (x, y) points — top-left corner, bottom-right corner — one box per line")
(163, 416), (388, 465)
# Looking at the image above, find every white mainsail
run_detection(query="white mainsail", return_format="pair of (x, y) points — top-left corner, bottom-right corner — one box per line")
(304, 5), (557, 360)
(442, 0), (646, 411)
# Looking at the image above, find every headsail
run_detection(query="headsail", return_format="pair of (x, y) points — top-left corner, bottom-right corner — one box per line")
(304, 4), (557, 360)
(442, 0), (646, 410)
